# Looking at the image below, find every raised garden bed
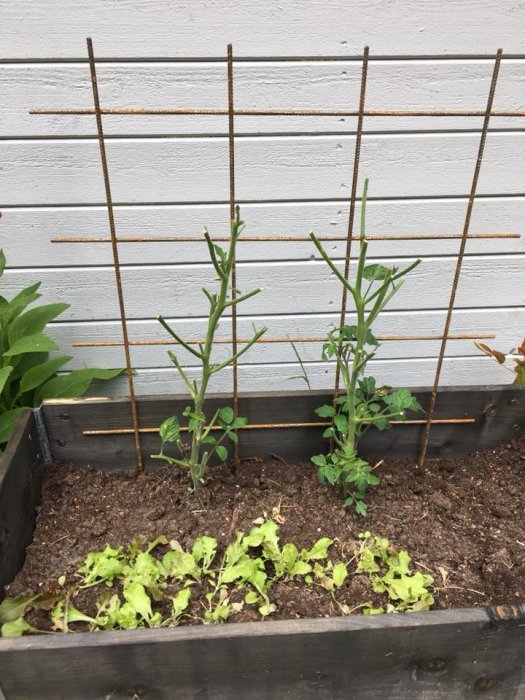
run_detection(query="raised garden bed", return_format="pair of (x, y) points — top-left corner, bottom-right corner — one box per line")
(0, 385), (524, 699)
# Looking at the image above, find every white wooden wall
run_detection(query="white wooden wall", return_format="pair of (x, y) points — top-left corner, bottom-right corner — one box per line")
(1, 1), (524, 395)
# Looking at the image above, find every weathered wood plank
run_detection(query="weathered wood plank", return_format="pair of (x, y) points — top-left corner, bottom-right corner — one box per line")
(5, 59), (525, 137)
(2, 198), (525, 266)
(0, 411), (43, 596)
(3, 256), (524, 321)
(2, 133), (525, 205)
(42, 386), (525, 469)
(0, 608), (524, 699)
(2, 0), (524, 57)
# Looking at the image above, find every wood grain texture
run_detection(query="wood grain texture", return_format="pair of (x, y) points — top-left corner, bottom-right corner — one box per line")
(1, 607), (524, 699)
(42, 386), (525, 468)
(0, 411), (43, 596)
(2, 197), (525, 266)
(2, 132), (525, 205)
(3, 256), (524, 321)
(1, 0), (524, 57)
(6, 59), (525, 137)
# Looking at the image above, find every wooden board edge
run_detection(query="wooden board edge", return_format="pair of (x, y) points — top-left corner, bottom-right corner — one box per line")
(0, 410), (44, 597)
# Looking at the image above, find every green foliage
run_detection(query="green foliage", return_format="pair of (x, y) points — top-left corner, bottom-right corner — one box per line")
(309, 180), (422, 513)
(0, 523), (434, 637)
(153, 208), (266, 489)
(356, 532), (434, 613)
(0, 249), (125, 452)
(475, 339), (525, 384)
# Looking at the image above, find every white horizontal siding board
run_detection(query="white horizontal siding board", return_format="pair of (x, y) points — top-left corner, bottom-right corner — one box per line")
(48, 307), (525, 369)
(80, 357), (521, 397)
(2, 0), (524, 58)
(5, 60), (525, 137)
(2, 198), (524, 266)
(2, 133), (525, 205)
(3, 256), (524, 321)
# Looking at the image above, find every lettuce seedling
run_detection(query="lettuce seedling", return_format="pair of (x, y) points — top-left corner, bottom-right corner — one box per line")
(153, 208), (267, 489)
(309, 179), (422, 514)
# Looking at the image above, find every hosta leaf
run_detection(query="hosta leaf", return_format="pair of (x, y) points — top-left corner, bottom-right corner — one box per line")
(4, 332), (59, 357)
(8, 303), (69, 345)
(0, 407), (27, 444)
(34, 367), (125, 405)
(5, 283), (41, 321)
(19, 356), (72, 395)
(0, 366), (13, 396)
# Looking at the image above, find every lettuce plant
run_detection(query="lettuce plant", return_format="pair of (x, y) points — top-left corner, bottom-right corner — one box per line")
(0, 250), (124, 452)
(309, 180), (422, 514)
(153, 209), (266, 489)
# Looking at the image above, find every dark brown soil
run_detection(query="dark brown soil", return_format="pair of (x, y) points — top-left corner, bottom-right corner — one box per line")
(7, 436), (525, 627)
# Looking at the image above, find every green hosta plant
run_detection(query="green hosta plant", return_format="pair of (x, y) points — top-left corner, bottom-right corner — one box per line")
(0, 250), (124, 452)
(153, 208), (266, 489)
(309, 179), (423, 514)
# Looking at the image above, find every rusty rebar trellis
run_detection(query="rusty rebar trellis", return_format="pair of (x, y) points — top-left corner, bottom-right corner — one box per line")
(86, 38), (143, 473)
(418, 49), (503, 466)
(31, 42), (522, 468)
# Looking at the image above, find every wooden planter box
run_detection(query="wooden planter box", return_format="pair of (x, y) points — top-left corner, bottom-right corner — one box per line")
(1, 385), (524, 699)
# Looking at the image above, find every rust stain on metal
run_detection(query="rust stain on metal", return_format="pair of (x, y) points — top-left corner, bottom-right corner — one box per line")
(418, 49), (503, 467)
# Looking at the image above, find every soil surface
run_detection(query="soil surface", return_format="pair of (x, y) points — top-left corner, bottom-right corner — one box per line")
(7, 436), (525, 627)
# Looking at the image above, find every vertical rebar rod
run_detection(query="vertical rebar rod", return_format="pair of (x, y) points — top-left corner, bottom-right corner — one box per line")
(418, 48), (503, 466)
(330, 46), (369, 449)
(227, 43), (240, 465)
(86, 37), (144, 473)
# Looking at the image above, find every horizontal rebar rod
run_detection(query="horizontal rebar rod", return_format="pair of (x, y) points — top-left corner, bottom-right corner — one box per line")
(52, 232), (521, 243)
(83, 416), (475, 436)
(73, 333), (495, 348)
(31, 107), (525, 118)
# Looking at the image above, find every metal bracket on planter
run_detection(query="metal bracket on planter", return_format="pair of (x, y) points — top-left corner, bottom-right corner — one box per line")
(32, 407), (53, 465)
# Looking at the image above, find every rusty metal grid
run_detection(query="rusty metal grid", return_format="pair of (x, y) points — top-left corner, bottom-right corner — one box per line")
(32, 42), (519, 467)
